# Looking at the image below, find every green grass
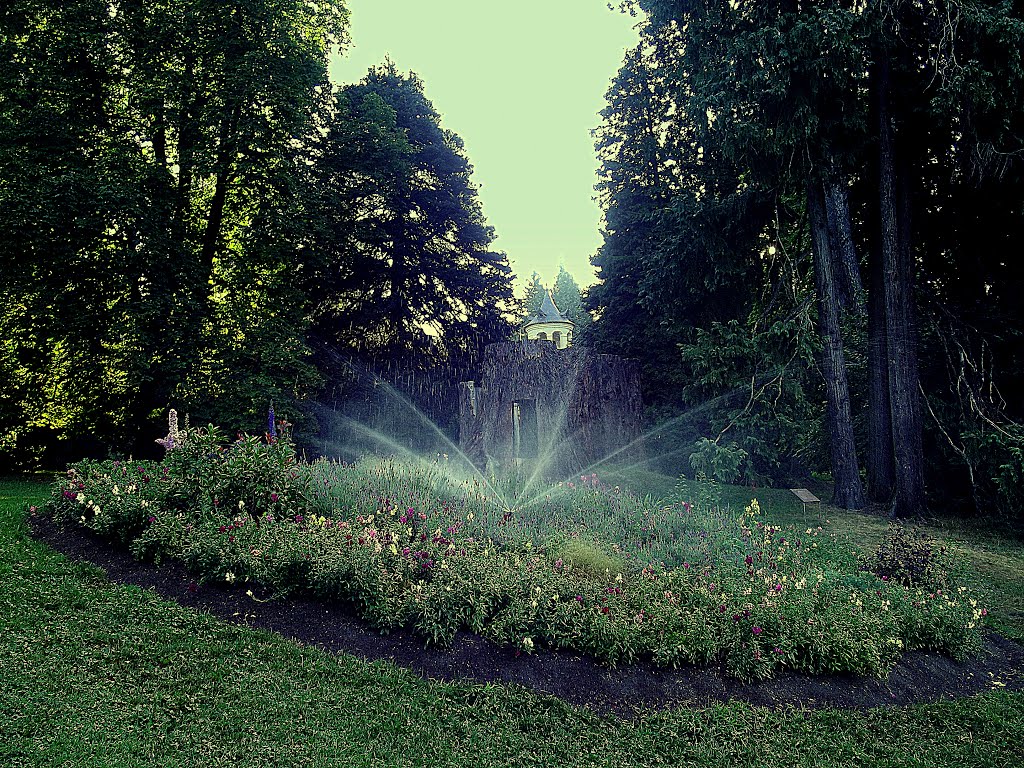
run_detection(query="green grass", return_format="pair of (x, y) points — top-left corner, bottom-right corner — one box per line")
(3, 476), (1023, 766)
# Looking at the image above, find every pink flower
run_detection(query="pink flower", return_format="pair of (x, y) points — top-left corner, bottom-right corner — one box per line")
(271, 493), (279, 502)
(752, 626), (763, 635)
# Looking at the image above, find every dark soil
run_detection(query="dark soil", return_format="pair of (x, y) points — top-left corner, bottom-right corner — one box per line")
(28, 514), (1024, 717)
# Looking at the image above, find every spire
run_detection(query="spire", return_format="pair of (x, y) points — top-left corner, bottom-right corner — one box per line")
(536, 290), (567, 323)
(523, 290), (574, 348)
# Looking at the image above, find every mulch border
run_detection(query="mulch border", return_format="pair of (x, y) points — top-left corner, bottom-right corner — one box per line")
(27, 513), (1024, 717)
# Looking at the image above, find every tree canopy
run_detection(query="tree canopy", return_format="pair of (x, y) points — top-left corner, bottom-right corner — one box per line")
(0, 5), (515, 468)
(588, 0), (1024, 516)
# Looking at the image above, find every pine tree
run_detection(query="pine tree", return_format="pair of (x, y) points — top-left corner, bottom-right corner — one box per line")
(311, 61), (515, 370)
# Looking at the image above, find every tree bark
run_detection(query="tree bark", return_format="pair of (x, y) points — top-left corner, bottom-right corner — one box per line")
(876, 56), (926, 518)
(199, 100), (242, 281)
(867, 224), (896, 503)
(808, 179), (866, 510)
(823, 176), (866, 315)
(153, 100), (167, 170)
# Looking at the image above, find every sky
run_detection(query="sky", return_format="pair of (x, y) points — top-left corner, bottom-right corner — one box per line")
(327, 0), (641, 293)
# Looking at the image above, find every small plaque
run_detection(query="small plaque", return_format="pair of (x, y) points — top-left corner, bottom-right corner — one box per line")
(790, 488), (820, 504)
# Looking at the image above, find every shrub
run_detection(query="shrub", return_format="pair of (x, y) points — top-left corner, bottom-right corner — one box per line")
(862, 523), (954, 590)
(546, 535), (624, 579)
(689, 437), (749, 484)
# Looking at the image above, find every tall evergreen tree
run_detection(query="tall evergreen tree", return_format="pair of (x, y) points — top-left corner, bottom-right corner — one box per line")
(311, 61), (515, 370)
(521, 271), (547, 320)
(552, 266), (592, 342)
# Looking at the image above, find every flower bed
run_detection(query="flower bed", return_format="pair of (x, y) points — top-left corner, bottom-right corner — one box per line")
(44, 427), (987, 681)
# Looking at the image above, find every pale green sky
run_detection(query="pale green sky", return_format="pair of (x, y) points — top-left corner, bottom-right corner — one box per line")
(327, 0), (641, 293)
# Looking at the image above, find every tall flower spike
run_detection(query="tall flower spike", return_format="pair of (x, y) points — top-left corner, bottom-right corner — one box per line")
(268, 402), (277, 438)
(155, 408), (178, 452)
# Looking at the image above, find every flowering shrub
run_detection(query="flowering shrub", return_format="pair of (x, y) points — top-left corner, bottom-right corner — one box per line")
(861, 523), (954, 590)
(43, 437), (989, 682)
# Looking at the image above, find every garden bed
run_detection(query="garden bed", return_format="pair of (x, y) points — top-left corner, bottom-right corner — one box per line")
(28, 511), (1024, 714)
(40, 427), (997, 687)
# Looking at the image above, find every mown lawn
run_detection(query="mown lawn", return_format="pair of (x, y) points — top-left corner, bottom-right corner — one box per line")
(2, 476), (1022, 767)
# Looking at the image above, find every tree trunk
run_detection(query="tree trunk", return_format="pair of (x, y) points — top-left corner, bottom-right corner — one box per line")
(876, 56), (926, 518)
(867, 226), (896, 503)
(153, 100), (167, 170)
(199, 100), (242, 280)
(808, 179), (866, 510)
(823, 176), (865, 315)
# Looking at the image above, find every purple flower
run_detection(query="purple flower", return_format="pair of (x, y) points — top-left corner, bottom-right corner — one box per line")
(752, 626), (763, 636)
(268, 403), (277, 438)
(271, 493), (279, 503)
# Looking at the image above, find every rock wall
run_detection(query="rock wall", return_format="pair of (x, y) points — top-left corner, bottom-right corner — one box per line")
(459, 340), (642, 477)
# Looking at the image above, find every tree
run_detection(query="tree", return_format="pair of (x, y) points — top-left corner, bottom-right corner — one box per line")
(552, 266), (592, 342)
(0, 0), (347, 465)
(598, 0), (1024, 514)
(311, 61), (515, 371)
(521, 271), (547, 321)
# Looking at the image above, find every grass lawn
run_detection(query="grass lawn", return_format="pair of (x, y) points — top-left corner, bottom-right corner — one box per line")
(2, 476), (1022, 767)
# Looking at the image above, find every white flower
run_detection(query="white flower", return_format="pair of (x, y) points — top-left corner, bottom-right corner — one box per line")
(522, 637), (534, 651)
(225, 572), (236, 584)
